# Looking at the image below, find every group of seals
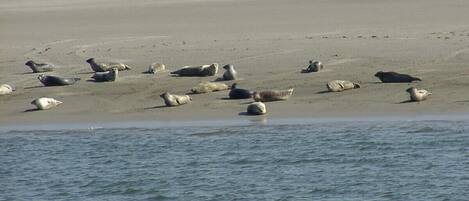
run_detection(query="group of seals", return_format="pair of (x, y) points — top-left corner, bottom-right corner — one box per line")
(160, 92), (192, 107)
(31, 97), (62, 110)
(25, 60), (54, 73)
(171, 63), (218, 77)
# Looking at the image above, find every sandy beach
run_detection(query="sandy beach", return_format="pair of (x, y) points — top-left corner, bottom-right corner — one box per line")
(1, 0), (469, 125)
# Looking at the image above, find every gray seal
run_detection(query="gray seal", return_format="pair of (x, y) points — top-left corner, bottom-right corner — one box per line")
(222, 64), (237, 80)
(91, 68), (118, 82)
(144, 63), (165, 74)
(247, 102), (266, 115)
(253, 88), (294, 102)
(228, 83), (252, 99)
(374, 71), (421, 83)
(302, 60), (323, 73)
(25, 60), (54, 73)
(171, 63), (218, 77)
(86, 58), (132, 72)
(160, 92), (192, 107)
(38, 74), (80, 86)
(406, 87), (432, 102)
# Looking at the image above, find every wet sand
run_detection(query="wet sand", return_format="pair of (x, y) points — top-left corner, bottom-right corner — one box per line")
(1, 0), (469, 124)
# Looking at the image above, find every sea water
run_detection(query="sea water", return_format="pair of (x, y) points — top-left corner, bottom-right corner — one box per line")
(1, 118), (469, 201)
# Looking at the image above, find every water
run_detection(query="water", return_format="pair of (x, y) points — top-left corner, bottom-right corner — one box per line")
(1, 119), (469, 201)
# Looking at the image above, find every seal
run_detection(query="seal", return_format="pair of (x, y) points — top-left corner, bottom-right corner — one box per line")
(0, 84), (14, 95)
(160, 92), (192, 107)
(38, 74), (80, 86)
(86, 58), (132, 72)
(31, 97), (63, 110)
(406, 87), (431, 102)
(222, 64), (237, 80)
(374, 71), (421, 83)
(144, 63), (165, 74)
(91, 68), (118, 82)
(302, 60), (323, 73)
(326, 80), (361, 92)
(253, 88), (294, 102)
(228, 83), (252, 99)
(247, 102), (266, 115)
(25, 60), (54, 73)
(171, 63), (218, 77)
(190, 82), (229, 94)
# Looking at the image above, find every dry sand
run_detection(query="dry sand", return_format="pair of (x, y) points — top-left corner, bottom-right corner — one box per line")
(1, 0), (469, 125)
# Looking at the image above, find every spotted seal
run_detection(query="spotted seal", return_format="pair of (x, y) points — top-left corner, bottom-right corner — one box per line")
(38, 75), (80, 86)
(406, 87), (431, 102)
(327, 80), (361, 92)
(228, 83), (252, 99)
(25, 60), (54, 73)
(302, 60), (323, 73)
(160, 92), (192, 107)
(253, 88), (294, 102)
(0, 84), (15, 95)
(247, 102), (266, 115)
(91, 68), (118, 82)
(86, 58), (132, 72)
(31, 97), (63, 110)
(144, 63), (165, 74)
(190, 82), (229, 94)
(374, 71), (421, 83)
(171, 63), (218, 77)
(222, 64), (237, 80)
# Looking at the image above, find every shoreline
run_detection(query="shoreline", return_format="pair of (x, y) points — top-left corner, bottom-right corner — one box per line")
(2, 112), (469, 132)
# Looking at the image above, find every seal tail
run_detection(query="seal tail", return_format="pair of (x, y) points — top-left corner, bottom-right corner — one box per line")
(170, 70), (180, 74)
(354, 83), (361, 88)
(124, 64), (132, 70)
(413, 76), (422, 81)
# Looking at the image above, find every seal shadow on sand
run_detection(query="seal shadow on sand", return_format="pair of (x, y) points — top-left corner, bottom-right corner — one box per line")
(144, 105), (167, 110)
(23, 108), (40, 113)
(396, 100), (415, 104)
(24, 85), (44, 89)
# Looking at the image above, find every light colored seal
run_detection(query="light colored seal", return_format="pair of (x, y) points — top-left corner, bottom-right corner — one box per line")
(31, 97), (63, 110)
(25, 60), (54, 73)
(247, 102), (266, 115)
(171, 63), (218, 77)
(327, 80), (361, 92)
(144, 63), (165, 74)
(253, 88), (294, 102)
(222, 64), (237, 80)
(190, 82), (229, 94)
(160, 92), (192, 107)
(86, 58), (132, 72)
(302, 60), (323, 73)
(91, 68), (118, 82)
(0, 84), (14, 95)
(375, 71), (421, 83)
(38, 75), (80, 86)
(406, 87), (431, 102)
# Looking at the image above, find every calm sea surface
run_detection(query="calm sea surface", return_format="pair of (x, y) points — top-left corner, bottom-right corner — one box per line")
(1, 118), (469, 201)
